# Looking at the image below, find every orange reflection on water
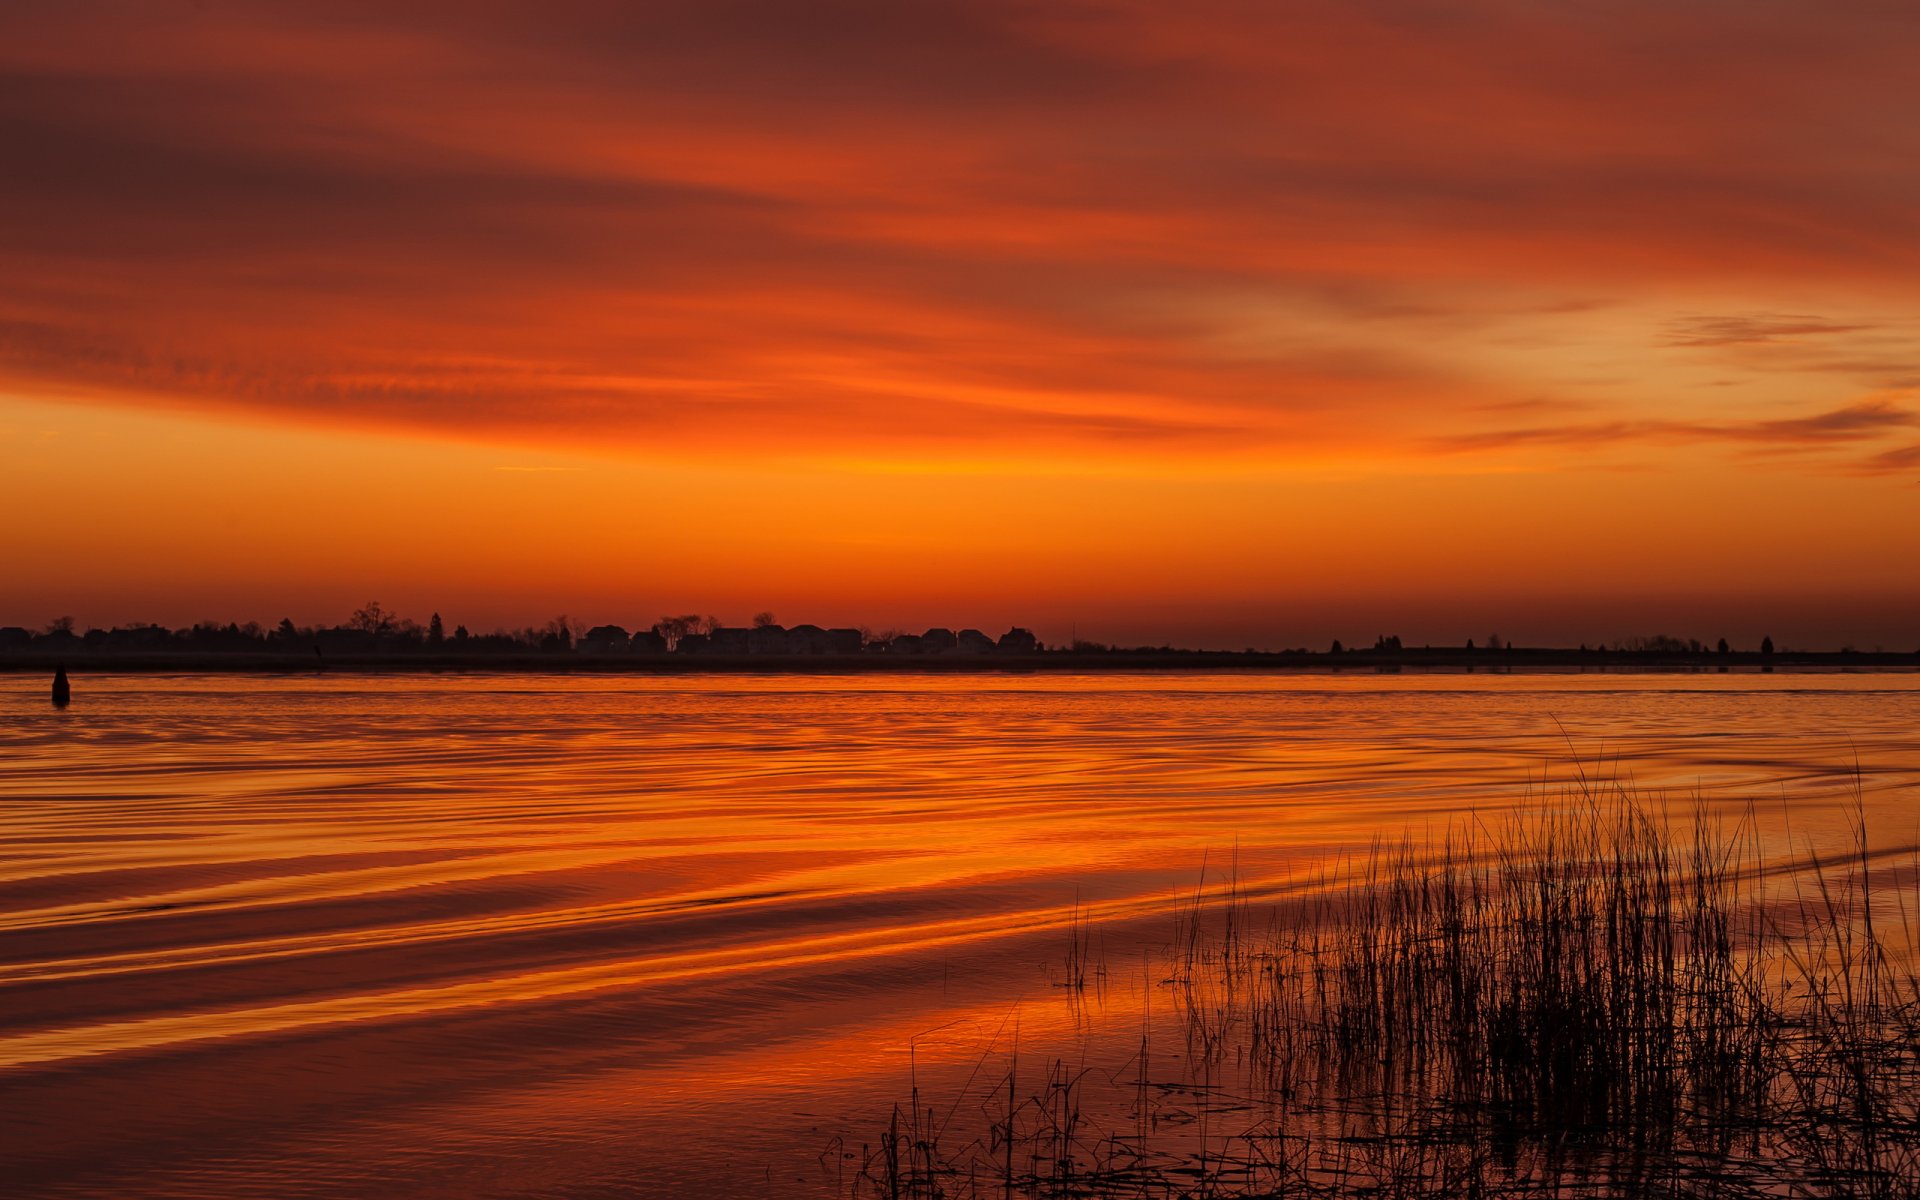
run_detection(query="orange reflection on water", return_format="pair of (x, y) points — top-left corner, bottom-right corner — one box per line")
(1, 672), (1917, 1197)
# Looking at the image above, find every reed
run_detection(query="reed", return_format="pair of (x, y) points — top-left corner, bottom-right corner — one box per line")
(855, 775), (1920, 1198)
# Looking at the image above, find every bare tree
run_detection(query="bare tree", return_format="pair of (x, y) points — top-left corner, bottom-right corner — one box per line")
(752, 611), (778, 628)
(648, 613), (724, 649)
(652, 615), (693, 650)
(349, 602), (397, 636)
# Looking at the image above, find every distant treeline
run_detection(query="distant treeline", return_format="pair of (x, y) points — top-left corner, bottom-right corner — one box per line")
(2, 607), (1913, 666)
(0, 606), (1044, 658)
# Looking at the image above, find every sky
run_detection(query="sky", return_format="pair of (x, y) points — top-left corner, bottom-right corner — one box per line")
(3, 0), (1918, 649)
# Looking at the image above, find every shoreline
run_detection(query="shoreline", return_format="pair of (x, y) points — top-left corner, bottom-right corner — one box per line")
(3, 649), (1917, 675)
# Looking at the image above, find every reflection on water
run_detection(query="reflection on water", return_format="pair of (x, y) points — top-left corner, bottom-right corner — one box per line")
(2, 672), (1917, 1197)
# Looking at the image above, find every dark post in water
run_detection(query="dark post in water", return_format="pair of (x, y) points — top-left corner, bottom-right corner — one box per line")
(51, 665), (71, 708)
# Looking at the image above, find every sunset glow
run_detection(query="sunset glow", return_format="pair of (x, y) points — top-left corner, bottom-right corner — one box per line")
(4, 2), (1917, 645)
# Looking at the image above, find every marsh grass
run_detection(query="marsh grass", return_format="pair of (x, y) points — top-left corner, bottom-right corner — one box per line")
(856, 777), (1920, 1198)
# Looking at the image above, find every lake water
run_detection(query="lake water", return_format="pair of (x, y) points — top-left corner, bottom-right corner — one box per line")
(3, 671), (1919, 1197)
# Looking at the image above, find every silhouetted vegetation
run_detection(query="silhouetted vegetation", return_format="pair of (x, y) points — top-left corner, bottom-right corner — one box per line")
(0, 608), (1049, 664)
(854, 783), (1920, 1198)
(0, 610), (1912, 670)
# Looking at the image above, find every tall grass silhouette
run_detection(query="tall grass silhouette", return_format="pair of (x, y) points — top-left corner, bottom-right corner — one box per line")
(855, 775), (1920, 1198)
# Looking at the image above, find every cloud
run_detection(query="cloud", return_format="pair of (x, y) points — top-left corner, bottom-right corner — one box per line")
(3, 2), (1920, 463)
(1432, 399), (1918, 456)
(1731, 398), (1916, 443)
(1472, 397), (1595, 416)
(1855, 443), (1920, 475)
(1663, 315), (1876, 348)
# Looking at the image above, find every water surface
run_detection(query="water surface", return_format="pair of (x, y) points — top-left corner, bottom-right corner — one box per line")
(3, 672), (1918, 1197)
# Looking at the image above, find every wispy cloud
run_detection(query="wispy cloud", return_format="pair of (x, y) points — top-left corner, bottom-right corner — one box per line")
(1854, 443), (1920, 475)
(1729, 399), (1916, 443)
(1663, 315), (1875, 348)
(1432, 399), (1918, 456)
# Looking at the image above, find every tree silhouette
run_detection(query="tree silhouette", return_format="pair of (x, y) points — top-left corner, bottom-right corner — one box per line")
(428, 613), (445, 645)
(752, 611), (778, 628)
(652, 615), (695, 650)
(349, 601), (396, 636)
(1761, 636), (1774, 656)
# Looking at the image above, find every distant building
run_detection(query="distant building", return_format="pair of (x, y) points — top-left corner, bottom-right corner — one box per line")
(104, 625), (173, 650)
(669, 622), (1038, 657)
(747, 624), (793, 654)
(581, 625), (631, 654)
(708, 627), (751, 654)
(823, 628), (864, 655)
(921, 628), (958, 653)
(778, 625), (865, 655)
(630, 629), (668, 654)
(955, 629), (995, 654)
(314, 627), (380, 653)
(997, 627), (1039, 654)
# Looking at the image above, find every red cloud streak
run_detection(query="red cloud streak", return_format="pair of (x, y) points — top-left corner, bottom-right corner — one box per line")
(2, 1), (1918, 459)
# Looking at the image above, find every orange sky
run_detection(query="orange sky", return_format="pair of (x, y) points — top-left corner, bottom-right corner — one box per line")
(3, 1), (1917, 648)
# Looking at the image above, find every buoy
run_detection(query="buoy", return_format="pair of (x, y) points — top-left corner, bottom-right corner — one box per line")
(52, 665), (71, 708)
